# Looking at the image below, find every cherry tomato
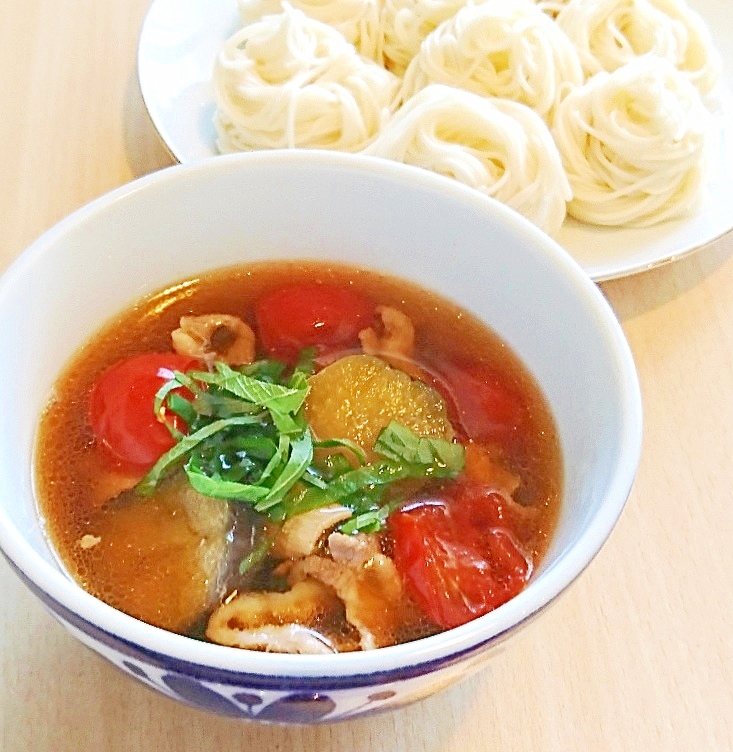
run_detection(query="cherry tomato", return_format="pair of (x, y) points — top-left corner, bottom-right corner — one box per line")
(389, 484), (531, 629)
(254, 283), (375, 363)
(431, 362), (525, 442)
(89, 352), (199, 472)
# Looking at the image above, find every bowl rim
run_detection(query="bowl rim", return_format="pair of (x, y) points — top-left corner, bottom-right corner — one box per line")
(0, 150), (643, 680)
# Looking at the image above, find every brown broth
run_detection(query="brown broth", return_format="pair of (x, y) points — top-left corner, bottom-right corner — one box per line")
(35, 260), (562, 645)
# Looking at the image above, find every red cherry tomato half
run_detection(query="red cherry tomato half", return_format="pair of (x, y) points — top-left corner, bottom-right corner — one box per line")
(431, 362), (526, 442)
(89, 353), (199, 472)
(254, 283), (375, 363)
(389, 485), (531, 629)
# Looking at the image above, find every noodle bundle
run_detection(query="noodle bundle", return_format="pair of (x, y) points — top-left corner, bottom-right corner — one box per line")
(366, 84), (572, 234)
(551, 56), (710, 226)
(380, 0), (473, 76)
(648, 0), (722, 97)
(237, 0), (383, 60)
(213, 5), (400, 153)
(399, 0), (584, 122)
(556, 0), (722, 97)
(211, 0), (725, 233)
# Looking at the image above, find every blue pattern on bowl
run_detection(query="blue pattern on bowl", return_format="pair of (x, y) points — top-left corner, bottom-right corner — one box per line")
(3, 551), (523, 722)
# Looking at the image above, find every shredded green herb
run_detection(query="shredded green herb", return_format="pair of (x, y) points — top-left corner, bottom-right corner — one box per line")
(137, 356), (464, 534)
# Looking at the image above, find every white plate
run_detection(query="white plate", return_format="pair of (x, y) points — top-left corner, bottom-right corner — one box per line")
(137, 0), (733, 281)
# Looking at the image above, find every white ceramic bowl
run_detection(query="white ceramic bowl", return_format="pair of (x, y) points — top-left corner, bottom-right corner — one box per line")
(0, 151), (642, 723)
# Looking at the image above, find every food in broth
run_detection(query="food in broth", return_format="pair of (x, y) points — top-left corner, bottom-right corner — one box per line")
(35, 261), (562, 652)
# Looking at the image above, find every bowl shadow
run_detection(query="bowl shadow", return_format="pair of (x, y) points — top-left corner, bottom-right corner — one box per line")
(122, 70), (177, 179)
(599, 229), (733, 322)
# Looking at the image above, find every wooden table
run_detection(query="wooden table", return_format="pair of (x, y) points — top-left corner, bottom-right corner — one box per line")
(1, 2), (731, 749)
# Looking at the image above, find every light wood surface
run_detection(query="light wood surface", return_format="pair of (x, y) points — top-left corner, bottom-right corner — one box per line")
(1, 2), (731, 750)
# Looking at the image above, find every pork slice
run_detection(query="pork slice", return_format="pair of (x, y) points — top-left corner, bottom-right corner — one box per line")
(273, 504), (353, 559)
(206, 578), (357, 653)
(292, 537), (404, 650)
(207, 624), (337, 654)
